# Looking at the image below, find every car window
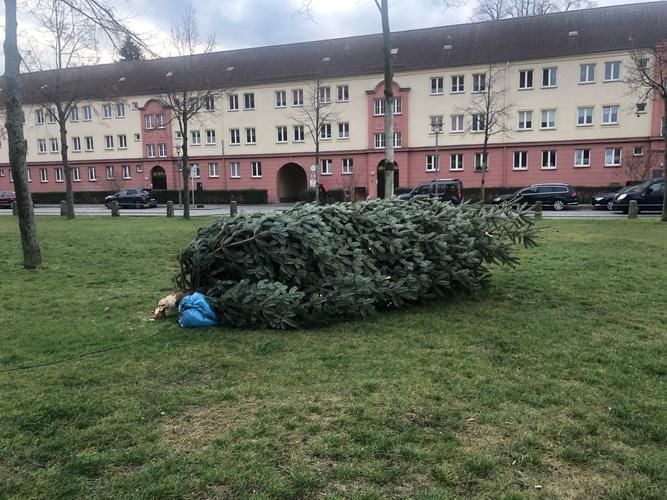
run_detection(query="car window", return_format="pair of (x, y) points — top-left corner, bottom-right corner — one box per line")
(414, 185), (430, 195)
(627, 181), (651, 193)
(649, 181), (664, 194)
(537, 186), (553, 193)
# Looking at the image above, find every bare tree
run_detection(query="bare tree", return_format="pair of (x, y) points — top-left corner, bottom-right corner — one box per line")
(472, 0), (595, 21)
(4, 0), (42, 268)
(461, 65), (512, 203)
(624, 147), (661, 182)
(626, 45), (667, 220)
(158, 6), (222, 219)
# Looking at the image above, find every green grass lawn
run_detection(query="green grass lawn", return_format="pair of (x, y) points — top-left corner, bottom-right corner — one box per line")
(0, 216), (665, 499)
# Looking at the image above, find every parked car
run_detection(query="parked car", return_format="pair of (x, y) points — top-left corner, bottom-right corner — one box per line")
(592, 183), (624, 210)
(104, 189), (157, 209)
(611, 177), (664, 213)
(0, 191), (16, 209)
(398, 179), (463, 204)
(491, 183), (578, 211)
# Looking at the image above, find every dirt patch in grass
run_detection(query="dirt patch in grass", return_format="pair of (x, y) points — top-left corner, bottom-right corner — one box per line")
(542, 457), (610, 499)
(161, 399), (261, 453)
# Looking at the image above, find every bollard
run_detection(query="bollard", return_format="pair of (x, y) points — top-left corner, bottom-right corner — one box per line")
(628, 200), (638, 219)
(60, 200), (67, 217)
(166, 200), (174, 218)
(534, 201), (543, 220)
(230, 200), (238, 216)
(111, 201), (120, 217)
(11, 201), (17, 216)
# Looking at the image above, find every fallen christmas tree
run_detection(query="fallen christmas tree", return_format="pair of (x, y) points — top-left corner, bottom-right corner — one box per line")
(175, 200), (537, 329)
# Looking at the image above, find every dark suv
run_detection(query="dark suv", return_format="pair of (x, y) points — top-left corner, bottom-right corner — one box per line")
(0, 191), (16, 209)
(104, 189), (157, 209)
(492, 183), (578, 211)
(398, 179), (463, 204)
(611, 177), (664, 213)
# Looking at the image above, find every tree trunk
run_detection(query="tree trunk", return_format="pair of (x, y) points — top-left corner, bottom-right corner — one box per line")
(662, 96), (667, 222)
(58, 107), (75, 219)
(3, 0), (42, 269)
(380, 0), (395, 198)
(481, 134), (489, 204)
(181, 112), (191, 219)
(315, 81), (321, 203)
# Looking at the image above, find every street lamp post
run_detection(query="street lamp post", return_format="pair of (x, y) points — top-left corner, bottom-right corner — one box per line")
(175, 137), (183, 206)
(430, 116), (443, 198)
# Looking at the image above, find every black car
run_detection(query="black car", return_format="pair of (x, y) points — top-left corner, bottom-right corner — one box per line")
(104, 189), (157, 209)
(592, 183), (624, 210)
(492, 183), (578, 211)
(398, 179), (463, 204)
(612, 178), (664, 213)
(0, 191), (16, 209)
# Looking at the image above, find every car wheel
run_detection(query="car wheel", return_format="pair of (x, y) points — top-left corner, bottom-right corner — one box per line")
(553, 200), (565, 211)
(606, 201), (614, 211)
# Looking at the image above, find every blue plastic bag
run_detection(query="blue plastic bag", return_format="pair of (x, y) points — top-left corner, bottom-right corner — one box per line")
(178, 292), (218, 328)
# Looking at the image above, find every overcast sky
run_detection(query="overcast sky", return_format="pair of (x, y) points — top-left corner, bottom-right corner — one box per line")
(1, 0), (659, 66)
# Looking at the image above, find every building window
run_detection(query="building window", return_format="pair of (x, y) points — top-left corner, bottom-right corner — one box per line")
(451, 75), (464, 93)
(518, 110), (532, 130)
(541, 109), (556, 129)
(136, 165), (143, 173)
(156, 113), (165, 128)
(116, 102), (126, 117)
(451, 114), (464, 133)
(73, 167), (81, 182)
(208, 162), (219, 178)
(55, 167), (64, 182)
(40, 168), (48, 183)
(122, 165), (131, 179)
(321, 159), (332, 175)
(542, 67), (557, 87)
(118, 134), (127, 149)
(633, 146), (644, 156)
(471, 113), (485, 132)
(541, 150), (557, 169)
(146, 144), (155, 157)
(474, 152), (488, 171)
(37, 139), (47, 154)
(190, 130), (200, 145)
(636, 102), (647, 114)
(604, 61), (621, 81)
(230, 162), (240, 178)
(342, 158), (353, 174)
(230, 128), (240, 145)
(605, 147), (622, 167)
(275, 90), (287, 108)
(519, 70), (533, 89)
(251, 161), (262, 178)
(574, 148), (591, 167)
(602, 105), (619, 125)
(89, 166), (98, 181)
(35, 109), (45, 124)
(338, 122), (350, 139)
(69, 106), (79, 122)
(245, 127), (256, 144)
(204, 95), (215, 111)
(144, 114), (154, 129)
(243, 93), (255, 110)
(292, 89), (303, 106)
(318, 86), (331, 104)
(320, 123), (332, 139)
(72, 137), (81, 152)
(27, 169), (32, 182)
(374, 133), (385, 149)
(134, 133), (141, 142)
(373, 98), (385, 116)
(47, 108), (57, 123)
(102, 135), (113, 149)
(450, 153), (464, 171)
(577, 106), (594, 126)
(293, 125), (305, 142)
(393, 131), (402, 148)
(82, 105), (92, 121)
(513, 151), (528, 170)
(393, 97), (402, 115)
(277, 126), (288, 143)
(228, 94), (239, 111)
(472, 73), (486, 93)
(102, 103), (113, 118)
(205, 129), (216, 145)
(85, 136), (94, 151)
(430, 76), (444, 95)
(106, 165), (115, 180)
(426, 154), (438, 172)
(337, 85), (349, 102)
(579, 63), (595, 84)
(158, 143), (167, 157)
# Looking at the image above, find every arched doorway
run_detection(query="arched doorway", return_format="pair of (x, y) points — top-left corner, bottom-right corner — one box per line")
(376, 160), (399, 198)
(151, 166), (167, 190)
(277, 163), (307, 202)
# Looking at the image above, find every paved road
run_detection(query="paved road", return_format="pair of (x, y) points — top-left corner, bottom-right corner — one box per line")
(0, 204), (661, 218)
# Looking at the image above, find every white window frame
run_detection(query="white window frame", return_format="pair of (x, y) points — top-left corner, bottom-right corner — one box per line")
(320, 123), (332, 140)
(474, 152), (488, 171)
(205, 129), (216, 145)
(158, 143), (167, 158)
(228, 94), (239, 111)
(518, 110), (533, 130)
(277, 126), (288, 143)
(191, 130), (201, 146)
(73, 167), (81, 182)
(338, 122), (350, 139)
(513, 151), (528, 170)
(104, 135), (114, 150)
(204, 95), (215, 111)
(36, 109), (45, 124)
(393, 97), (402, 115)
(374, 133), (385, 149)
(321, 159), (332, 176)
(540, 109), (556, 129)
(293, 125), (305, 143)
(146, 144), (155, 158)
(451, 114), (464, 133)
(116, 102), (126, 118)
(451, 75), (464, 93)
(69, 106), (79, 122)
(318, 86), (331, 104)
(122, 165), (132, 179)
(156, 113), (165, 128)
(245, 127), (256, 144)
(450, 153), (464, 171)
(577, 106), (594, 126)
(426, 154), (438, 172)
(50, 138), (60, 153)
(72, 137), (81, 152)
(472, 73), (486, 93)
(208, 162), (219, 178)
(243, 93), (255, 110)
(373, 98), (385, 116)
(633, 146), (644, 157)
(102, 103), (113, 119)
(542, 67), (558, 88)
(342, 158), (353, 175)
(574, 148), (591, 167)
(37, 139), (47, 154)
(519, 69), (533, 90)
(393, 131), (402, 148)
(602, 105), (619, 125)
(292, 89), (303, 107)
(230, 161), (240, 178)
(84, 136), (94, 151)
(55, 167), (64, 182)
(39, 167), (49, 183)
(82, 105), (92, 121)
(604, 147), (622, 167)
(579, 63), (595, 84)
(230, 128), (241, 145)
(604, 61), (621, 82)
(144, 114), (154, 129)
(275, 90), (287, 108)
(105, 165), (115, 180)
(471, 113), (485, 132)
(337, 85), (349, 102)
(251, 161), (262, 178)
(541, 150), (557, 169)
(118, 134), (127, 149)
(430, 76), (444, 95)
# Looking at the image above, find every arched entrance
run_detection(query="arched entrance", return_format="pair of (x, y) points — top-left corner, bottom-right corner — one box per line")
(151, 166), (167, 190)
(277, 163), (307, 202)
(376, 160), (399, 198)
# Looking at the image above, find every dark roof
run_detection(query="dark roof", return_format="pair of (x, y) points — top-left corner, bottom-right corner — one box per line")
(9, 1), (667, 104)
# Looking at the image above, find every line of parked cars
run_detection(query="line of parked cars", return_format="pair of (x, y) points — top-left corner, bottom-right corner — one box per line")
(104, 189), (158, 209)
(593, 178), (665, 213)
